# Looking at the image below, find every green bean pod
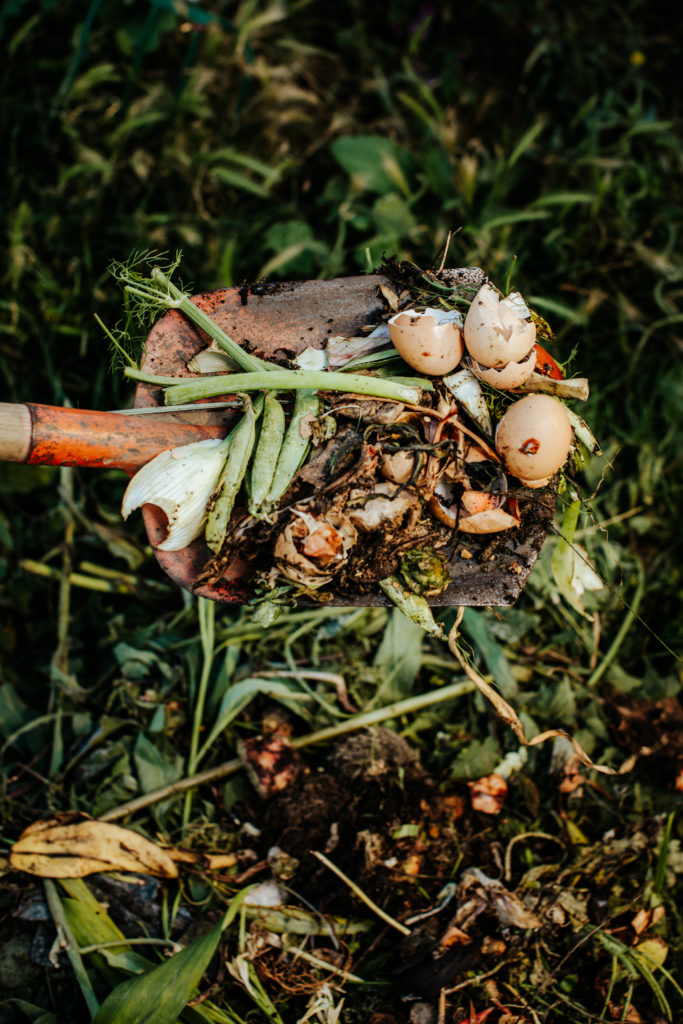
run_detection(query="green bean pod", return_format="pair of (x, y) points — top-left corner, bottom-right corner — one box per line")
(248, 393), (286, 512)
(205, 401), (257, 553)
(266, 389), (319, 504)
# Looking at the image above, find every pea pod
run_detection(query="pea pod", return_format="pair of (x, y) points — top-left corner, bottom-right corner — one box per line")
(266, 389), (319, 504)
(205, 399), (257, 553)
(248, 392), (286, 513)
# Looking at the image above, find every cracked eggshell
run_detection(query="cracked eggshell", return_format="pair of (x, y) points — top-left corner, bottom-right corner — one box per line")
(468, 348), (537, 389)
(346, 482), (418, 531)
(464, 284), (536, 367)
(380, 449), (419, 484)
(388, 308), (464, 376)
(495, 394), (572, 485)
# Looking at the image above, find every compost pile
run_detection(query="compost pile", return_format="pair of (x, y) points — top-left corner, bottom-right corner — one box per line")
(119, 257), (591, 612)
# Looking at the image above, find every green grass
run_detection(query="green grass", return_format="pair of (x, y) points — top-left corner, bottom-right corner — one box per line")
(0, 1), (681, 1021)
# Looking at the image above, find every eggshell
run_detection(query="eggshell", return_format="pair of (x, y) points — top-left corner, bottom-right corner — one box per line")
(388, 308), (464, 375)
(495, 395), (572, 483)
(380, 449), (417, 484)
(464, 284), (536, 367)
(469, 348), (537, 389)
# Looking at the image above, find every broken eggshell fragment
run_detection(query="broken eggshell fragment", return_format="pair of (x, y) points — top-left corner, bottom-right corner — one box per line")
(467, 347), (537, 390)
(346, 481), (419, 531)
(429, 481), (520, 535)
(388, 307), (464, 375)
(464, 283), (536, 368)
(495, 394), (573, 487)
(273, 507), (357, 588)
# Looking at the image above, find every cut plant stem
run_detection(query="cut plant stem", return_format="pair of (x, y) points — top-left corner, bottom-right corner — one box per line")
(205, 398), (257, 552)
(124, 366), (428, 404)
(118, 264), (272, 373)
(312, 850), (411, 935)
(44, 879), (100, 1018)
(266, 389), (318, 503)
(518, 373), (590, 401)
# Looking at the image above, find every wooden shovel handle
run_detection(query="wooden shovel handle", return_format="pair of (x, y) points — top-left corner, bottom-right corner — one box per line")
(0, 403), (227, 474)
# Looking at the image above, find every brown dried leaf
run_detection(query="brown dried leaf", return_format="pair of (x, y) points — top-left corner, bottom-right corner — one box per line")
(10, 818), (178, 878)
(458, 868), (542, 930)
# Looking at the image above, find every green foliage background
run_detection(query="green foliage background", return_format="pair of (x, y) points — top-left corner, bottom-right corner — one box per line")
(0, 1), (682, 1019)
(2, 0), (680, 669)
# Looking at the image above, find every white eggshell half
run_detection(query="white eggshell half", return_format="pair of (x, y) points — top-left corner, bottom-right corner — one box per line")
(388, 309), (464, 376)
(495, 394), (572, 483)
(469, 349), (537, 389)
(464, 283), (536, 367)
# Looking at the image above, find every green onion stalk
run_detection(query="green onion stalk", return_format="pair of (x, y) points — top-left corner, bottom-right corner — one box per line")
(124, 366), (428, 405)
(111, 260), (273, 374)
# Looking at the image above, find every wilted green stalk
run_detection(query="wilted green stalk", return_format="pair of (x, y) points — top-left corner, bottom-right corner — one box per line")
(249, 392), (286, 512)
(124, 365), (427, 404)
(182, 597), (215, 827)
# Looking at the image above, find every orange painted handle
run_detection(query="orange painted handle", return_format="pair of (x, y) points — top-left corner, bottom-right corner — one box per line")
(0, 404), (227, 473)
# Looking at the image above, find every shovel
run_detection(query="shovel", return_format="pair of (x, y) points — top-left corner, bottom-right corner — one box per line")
(0, 273), (554, 605)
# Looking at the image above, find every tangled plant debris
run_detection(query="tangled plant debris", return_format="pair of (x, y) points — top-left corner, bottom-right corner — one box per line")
(112, 254), (593, 619)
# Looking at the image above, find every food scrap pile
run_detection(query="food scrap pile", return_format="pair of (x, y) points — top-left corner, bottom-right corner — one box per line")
(116, 258), (594, 608)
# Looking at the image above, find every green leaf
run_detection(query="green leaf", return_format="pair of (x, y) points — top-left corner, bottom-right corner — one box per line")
(531, 191), (596, 207)
(474, 210), (551, 231)
(93, 891), (252, 1024)
(92, 922), (222, 1024)
(507, 119), (545, 166)
(460, 609), (517, 699)
(551, 498), (603, 620)
(210, 166), (269, 197)
(373, 606), (426, 701)
(0, 998), (57, 1023)
(526, 295), (588, 325)
(134, 733), (184, 794)
(331, 136), (414, 196)
(199, 677), (308, 759)
(59, 879), (152, 976)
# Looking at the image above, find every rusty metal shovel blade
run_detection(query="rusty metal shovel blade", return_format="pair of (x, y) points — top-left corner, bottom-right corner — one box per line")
(135, 274), (554, 607)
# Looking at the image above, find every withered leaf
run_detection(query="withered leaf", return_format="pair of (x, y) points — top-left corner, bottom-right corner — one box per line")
(10, 818), (178, 878)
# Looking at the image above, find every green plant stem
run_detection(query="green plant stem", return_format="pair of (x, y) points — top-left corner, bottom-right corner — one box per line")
(99, 678), (474, 822)
(49, 468), (74, 763)
(587, 557), (645, 688)
(123, 365), (427, 405)
(311, 849), (411, 935)
(20, 559), (142, 594)
(125, 268), (271, 373)
(182, 597), (216, 827)
(44, 879), (100, 1020)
